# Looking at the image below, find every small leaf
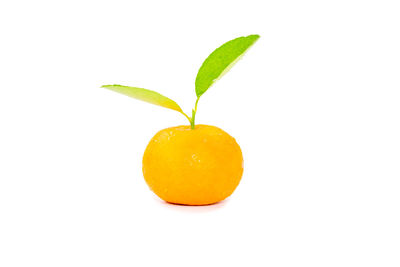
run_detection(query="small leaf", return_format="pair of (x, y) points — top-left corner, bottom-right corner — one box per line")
(102, 84), (183, 112)
(195, 34), (260, 98)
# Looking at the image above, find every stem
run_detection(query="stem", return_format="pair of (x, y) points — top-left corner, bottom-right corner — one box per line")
(190, 109), (195, 129)
(194, 97), (200, 113)
(180, 111), (192, 125)
(190, 97), (200, 130)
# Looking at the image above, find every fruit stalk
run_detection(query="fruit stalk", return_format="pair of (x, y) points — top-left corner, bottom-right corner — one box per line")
(189, 97), (200, 129)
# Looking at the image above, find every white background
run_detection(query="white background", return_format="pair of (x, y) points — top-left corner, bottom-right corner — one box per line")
(1, 0), (399, 266)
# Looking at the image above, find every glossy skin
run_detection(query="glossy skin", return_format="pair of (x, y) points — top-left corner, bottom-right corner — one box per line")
(142, 125), (243, 205)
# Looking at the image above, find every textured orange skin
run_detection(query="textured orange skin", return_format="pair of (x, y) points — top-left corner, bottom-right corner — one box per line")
(142, 125), (243, 205)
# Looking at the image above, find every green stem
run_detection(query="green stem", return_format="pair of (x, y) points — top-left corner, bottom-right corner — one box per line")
(189, 97), (200, 129)
(180, 111), (192, 125)
(190, 109), (196, 129)
(194, 97), (200, 113)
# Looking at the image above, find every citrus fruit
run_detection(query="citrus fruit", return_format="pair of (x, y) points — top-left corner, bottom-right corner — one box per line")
(142, 125), (243, 205)
(102, 35), (259, 205)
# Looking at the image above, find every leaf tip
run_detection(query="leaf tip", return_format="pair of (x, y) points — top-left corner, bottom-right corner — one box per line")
(101, 84), (123, 89)
(247, 34), (260, 43)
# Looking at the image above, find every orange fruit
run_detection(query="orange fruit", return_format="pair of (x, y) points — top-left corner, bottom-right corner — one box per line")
(142, 124), (243, 205)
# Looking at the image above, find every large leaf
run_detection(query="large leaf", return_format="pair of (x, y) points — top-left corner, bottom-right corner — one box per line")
(102, 84), (183, 112)
(195, 34), (260, 97)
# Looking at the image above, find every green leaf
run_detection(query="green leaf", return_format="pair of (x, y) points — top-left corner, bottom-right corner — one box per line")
(102, 84), (183, 112)
(195, 34), (260, 98)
